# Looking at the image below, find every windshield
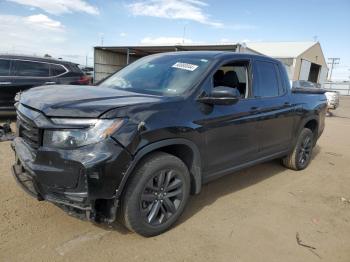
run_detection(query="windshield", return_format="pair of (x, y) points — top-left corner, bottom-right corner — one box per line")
(99, 54), (213, 96)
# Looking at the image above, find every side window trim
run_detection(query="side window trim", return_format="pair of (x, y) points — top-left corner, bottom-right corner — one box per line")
(274, 63), (286, 96)
(8, 59), (68, 78)
(50, 63), (69, 77)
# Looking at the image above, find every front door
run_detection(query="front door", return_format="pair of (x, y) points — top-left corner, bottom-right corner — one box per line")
(196, 59), (260, 178)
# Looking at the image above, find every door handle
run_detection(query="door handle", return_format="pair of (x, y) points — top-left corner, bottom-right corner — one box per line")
(44, 81), (56, 85)
(250, 106), (260, 111)
(0, 82), (12, 85)
(283, 102), (291, 107)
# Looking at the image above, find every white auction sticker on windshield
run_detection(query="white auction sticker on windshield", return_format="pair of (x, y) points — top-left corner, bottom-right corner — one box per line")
(172, 62), (198, 71)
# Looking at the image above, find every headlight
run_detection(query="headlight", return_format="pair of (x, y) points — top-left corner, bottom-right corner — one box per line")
(43, 118), (124, 149)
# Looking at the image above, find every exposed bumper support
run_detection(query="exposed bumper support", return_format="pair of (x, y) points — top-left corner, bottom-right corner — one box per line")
(12, 157), (93, 220)
(11, 137), (132, 223)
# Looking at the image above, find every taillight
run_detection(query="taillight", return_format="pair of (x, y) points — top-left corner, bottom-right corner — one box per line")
(78, 75), (91, 85)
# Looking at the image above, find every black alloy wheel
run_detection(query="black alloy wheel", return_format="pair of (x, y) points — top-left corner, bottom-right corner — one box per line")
(140, 170), (184, 226)
(282, 128), (314, 170)
(121, 152), (190, 237)
(298, 135), (312, 166)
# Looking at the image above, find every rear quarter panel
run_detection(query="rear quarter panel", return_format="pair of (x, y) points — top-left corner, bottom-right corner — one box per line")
(290, 92), (327, 141)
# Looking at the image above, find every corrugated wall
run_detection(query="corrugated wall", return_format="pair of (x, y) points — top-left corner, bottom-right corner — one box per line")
(94, 49), (127, 82)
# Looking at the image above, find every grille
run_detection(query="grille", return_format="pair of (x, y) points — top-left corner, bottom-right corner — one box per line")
(17, 111), (40, 149)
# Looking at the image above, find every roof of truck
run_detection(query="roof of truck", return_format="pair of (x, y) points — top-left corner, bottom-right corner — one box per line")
(146, 50), (280, 63)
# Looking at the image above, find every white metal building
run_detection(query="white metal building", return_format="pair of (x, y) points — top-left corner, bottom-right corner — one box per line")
(246, 42), (328, 84)
(94, 41), (328, 84)
(93, 43), (242, 82)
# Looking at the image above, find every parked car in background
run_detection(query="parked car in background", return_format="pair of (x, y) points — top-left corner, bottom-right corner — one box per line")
(324, 91), (340, 110)
(13, 52), (327, 236)
(292, 80), (316, 89)
(0, 54), (91, 115)
(80, 66), (94, 83)
(292, 80), (340, 115)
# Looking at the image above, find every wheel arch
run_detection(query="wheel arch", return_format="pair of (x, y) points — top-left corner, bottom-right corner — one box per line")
(298, 116), (319, 138)
(116, 138), (202, 198)
(304, 119), (318, 137)
(294, 116), (319, 147)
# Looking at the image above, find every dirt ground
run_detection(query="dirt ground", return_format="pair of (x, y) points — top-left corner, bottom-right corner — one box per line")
(1, 97), (350, 262)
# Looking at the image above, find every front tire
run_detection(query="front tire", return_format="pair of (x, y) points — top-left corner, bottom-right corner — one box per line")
(121, 152), (190, 237)
(282, 128), (314, 170)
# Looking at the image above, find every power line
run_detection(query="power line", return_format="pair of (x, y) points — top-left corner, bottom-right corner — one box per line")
(327, 57), (340, 81)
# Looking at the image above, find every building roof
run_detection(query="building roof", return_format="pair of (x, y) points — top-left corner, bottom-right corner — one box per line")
(94, 43), (241, 56)
(246, 42), (317, 58)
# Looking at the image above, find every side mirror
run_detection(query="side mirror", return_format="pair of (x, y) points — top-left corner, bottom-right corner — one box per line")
(198, 86), (240, 105)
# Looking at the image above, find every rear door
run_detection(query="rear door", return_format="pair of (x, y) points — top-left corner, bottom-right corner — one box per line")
(252, 59), (295, 156)
(0, 58), (14, 109)
(12, 60), (53, 95)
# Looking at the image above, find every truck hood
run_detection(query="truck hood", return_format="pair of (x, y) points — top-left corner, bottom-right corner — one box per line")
(19, 85), (165, 118)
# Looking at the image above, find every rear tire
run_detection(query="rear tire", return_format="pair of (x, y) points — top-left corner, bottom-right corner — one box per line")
(120, 152), (190, 237)
(282, 128), (314, 171)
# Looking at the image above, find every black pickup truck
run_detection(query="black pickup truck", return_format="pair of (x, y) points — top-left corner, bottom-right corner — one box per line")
(12, 52), (327, 236)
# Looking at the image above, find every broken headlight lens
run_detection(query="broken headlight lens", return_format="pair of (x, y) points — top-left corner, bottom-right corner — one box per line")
(43, 118), (124, 149)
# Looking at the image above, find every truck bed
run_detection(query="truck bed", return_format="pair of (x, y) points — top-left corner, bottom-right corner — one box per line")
(291, 87), (327, 94)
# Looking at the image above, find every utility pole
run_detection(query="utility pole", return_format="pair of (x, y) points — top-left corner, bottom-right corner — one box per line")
(348, 69), (350, 95)
(327, 58), (340, 81)
(182, 25), (186, 44)
(99, 33), (104, 46)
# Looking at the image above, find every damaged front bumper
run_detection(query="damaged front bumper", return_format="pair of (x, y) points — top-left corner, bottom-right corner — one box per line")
(11, 136), (132, 222)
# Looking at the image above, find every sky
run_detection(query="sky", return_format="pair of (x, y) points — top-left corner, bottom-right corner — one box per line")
(0, 0), (349, 80)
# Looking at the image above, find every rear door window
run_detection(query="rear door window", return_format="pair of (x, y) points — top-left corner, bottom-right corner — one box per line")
(0, 59), (11, 76)
(63, 64), (83, 77)
(14, 60), (50, 77)
(254, 61), (280, 97)
(50, 64), (67, 76)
